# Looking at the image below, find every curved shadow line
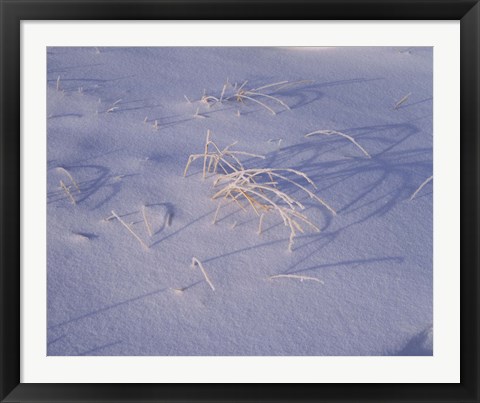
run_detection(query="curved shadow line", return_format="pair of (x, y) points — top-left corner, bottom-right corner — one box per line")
(48, 288), (168, 330)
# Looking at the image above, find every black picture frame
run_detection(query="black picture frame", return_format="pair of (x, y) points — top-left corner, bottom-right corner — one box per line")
(1, 1), (478, 402)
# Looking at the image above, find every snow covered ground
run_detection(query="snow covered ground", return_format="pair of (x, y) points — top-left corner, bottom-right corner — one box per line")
(47, 47), (433, 356)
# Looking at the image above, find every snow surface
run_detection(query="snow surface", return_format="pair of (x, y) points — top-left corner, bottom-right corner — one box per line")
(47, 47), (433, 356)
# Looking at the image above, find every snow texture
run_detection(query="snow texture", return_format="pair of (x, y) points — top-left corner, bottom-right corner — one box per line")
(47, 47), (433, 356)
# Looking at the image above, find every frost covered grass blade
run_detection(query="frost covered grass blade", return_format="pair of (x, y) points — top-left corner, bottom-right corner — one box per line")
(60, 180), (76, 205)
(394, 92), (412, 109)
(269, 274), (324, 284)
(192, 257), (215, 291)
(410, 175), (433, 200)
(111, 210), (149, 250)
(57, 167), (80, 193)
(305, 129), (371, 158)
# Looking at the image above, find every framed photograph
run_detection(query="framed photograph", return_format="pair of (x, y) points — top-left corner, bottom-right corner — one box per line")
(1, 0), (478, 402)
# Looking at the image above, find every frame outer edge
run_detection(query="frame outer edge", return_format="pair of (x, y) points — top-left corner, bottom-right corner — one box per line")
(1, 0), (479, 402)
(460, 1), (480, 401)
(0, 0), (21, 402)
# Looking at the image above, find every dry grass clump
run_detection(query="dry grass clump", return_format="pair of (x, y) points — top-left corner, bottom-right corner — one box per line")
(191, 79), (310, 115)
(184, 130), (265, 179)
(212, 167), (335, 251)
(184, 130), (336, 251)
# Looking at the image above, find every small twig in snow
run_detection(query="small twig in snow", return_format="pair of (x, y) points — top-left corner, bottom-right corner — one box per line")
(111, 210), (149, 250)
(257, 213), (265, 235)
(410, 175), (433, 200)
(57, 167), (80, 192)
(166, 212), (172, 227)
(394, 92), (412, 109)
(106, 99), (122, 113)
(269, 274), (324, 284)
(141, 205), (153, 237)
(212, 200), (222, 224)
(191, 257), (215, 291)
(219, 84), (227, 102)
(203, 130), (211, 179)
(194, 107), (206, 119)
(59, 180), (76, 205)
